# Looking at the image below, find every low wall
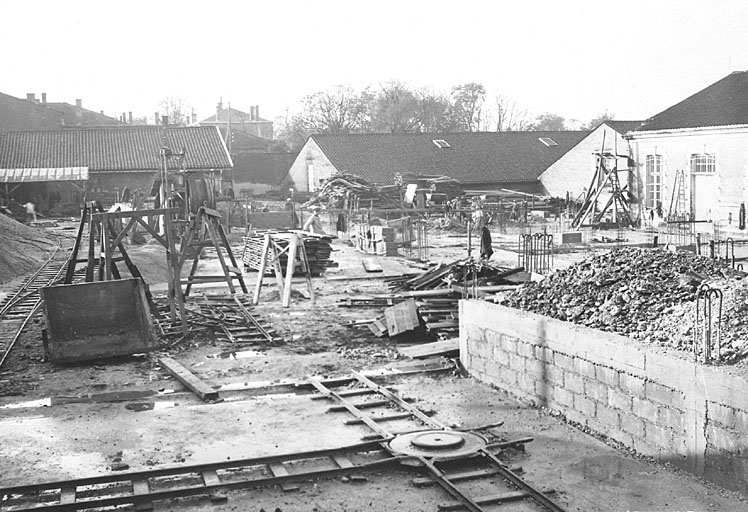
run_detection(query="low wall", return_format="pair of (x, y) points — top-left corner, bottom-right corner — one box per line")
(460, 299), (748, 493)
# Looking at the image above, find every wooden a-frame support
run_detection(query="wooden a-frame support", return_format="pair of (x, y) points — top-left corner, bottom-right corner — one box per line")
(252, 233), (315, 308)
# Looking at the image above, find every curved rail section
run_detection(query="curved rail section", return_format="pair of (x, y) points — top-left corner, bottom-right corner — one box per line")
(0, 244), (68, 368)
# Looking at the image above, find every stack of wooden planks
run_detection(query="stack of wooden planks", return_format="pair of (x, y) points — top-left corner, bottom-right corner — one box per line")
(242, 231), (337, 276)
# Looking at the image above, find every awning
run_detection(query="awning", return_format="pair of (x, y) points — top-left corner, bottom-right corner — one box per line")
(0, 167), (89, 183)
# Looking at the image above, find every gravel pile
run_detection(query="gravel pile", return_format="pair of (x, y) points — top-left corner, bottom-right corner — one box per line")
(500, 247), (748, 363)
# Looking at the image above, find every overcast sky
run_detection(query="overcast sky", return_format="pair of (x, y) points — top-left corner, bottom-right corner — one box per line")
(1, 0), (747, 126)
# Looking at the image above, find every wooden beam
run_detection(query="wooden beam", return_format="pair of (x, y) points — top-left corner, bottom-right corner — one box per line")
(158, 357), (219, 401)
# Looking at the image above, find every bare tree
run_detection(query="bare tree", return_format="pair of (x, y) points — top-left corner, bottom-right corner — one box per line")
(157, 96), (191, 126)
(299, 86), (373, 134)
(449, 83), (486, 132)
(529, 112), (566, 131)
(371, 81), (420, 133)
(494, 95), (532, 131)
(411, 89), (453, 133)
(274, 109), (311, 152)
(584, 111), (615, 129)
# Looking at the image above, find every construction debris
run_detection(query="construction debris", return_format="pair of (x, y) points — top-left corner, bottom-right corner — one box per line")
(159, 356), (219, 402)
(303, 173), (400, 209)
(500, 247), (748, 362)
(242, 231), (337, 277)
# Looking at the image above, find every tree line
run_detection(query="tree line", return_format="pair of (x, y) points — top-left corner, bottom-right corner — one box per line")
(274, 81), (614, 151)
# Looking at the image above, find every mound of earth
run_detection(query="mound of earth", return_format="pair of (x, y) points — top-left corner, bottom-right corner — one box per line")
(500, 247), (748, 363)
(0, 214), (60, 284)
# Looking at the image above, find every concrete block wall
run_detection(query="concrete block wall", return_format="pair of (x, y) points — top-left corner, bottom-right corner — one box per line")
(460, 299), (748, 493)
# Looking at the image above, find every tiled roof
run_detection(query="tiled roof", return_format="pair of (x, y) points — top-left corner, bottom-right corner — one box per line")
(636, 71), (748, 131)
(0, 92), (64, 131)
(201, 107), (270, 124)
(233, 152), (297, 185)
(310, 131), (588, 185)
(603, 120), (644, 134)
(47, 102), (123, 127)
(0, 126), (232, 171)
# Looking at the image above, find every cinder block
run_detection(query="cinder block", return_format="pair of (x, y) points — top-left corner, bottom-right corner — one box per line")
(554, 352), (574, 371)
(494, 347), (511, 367)
(501, 367), (519, 386)
(608, 388), (633, 412)
(546, 366), (565, 386)
(632, 397), (661, 421)
(659, 407), (686, 432)
(645, 422), (674, 449)
(564, 372), (585, 394)
(537, 346), (554, 364)
(596, 404), (621, 428)
(620, 373), (646, 395)
(632, 437), (662, 458)
(709, 403), (735, 429)
(606, 427), (634, 448)
(733, 409), (748, 433)
(596, 366), (620, 387)
(574, 358), (597, 379)
(586, 417), (612, 436)
(517, 372), (537, 395)
(621, 415), (646, 438)
(517, 341), (535, 359)
(574, 394), (596, 418)
(552, 386), (575, 409)
(706, 424), (748, 452)
(508, 353), (525, 371)
(563, 408), (588, 427)
(585, 380), (608, 403)
(525, 358), (547, 379)
(645, 381), (675, 407)
(501, 334), (518, 354)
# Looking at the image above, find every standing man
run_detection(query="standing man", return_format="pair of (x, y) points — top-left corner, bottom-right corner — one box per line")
(303, 206), (325, 234)
(23, 201), (37, 223)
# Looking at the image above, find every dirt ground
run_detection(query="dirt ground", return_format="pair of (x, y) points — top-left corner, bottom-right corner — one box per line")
(1, 218), (747, 511)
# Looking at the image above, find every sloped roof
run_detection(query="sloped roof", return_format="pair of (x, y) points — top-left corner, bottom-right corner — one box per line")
(309, 131), (588, 185)
(233, 152), (297, 185)
(0, 126), (232, 171)
(201, 107), (270, 124)
(0, 92), (64, 131)
(48, 102), (123, 127)
(603, 120), (644, 134)
(636, 71), (748, 131)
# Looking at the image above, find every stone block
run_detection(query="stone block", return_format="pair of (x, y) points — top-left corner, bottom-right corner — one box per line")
(574, 358), (597, 379)
(585, 380), (608, 403)
(501, 334), (518, 354)
(608, 388), (633, 413)
(554, 352), (574, 371)
(646, 422), (674, 450)
(564, 372), (585, 394)
(574, 394), (596, 418)
(620, 373), (645, 396)
(517, 341), (535, 359)
(596, 366), (620, 387)
(596, 404), (621, 428)
(621, 415), (646, 438)
(659, 407), (686, 432)
(632, 397), (661, 422)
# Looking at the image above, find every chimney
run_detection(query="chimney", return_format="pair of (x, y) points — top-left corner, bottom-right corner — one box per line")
(128, 112), (133, 124)
(75, 99), (82, 124)
(26, 93), (36, 102)
(155, 112), (159, 125)
(41, 93), (47, 105)
(162, 115), (169, 126)
(75, 99), (82, 108)
(216, 101), (223, 120)
(255, 105), (260, 120)
(248, 106), (255, 121)
(191, 109), (197, 125)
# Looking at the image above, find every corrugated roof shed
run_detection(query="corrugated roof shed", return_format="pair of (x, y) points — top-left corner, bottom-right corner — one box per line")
(311, 131), (588, 185)
(636, 71), (748, 131)
(0, 126), (232, 171)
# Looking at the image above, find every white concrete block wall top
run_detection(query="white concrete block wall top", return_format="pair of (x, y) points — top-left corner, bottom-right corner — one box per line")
(460, 299), (748, 493)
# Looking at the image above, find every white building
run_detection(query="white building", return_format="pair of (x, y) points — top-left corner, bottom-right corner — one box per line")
(628, 71), (748, 225)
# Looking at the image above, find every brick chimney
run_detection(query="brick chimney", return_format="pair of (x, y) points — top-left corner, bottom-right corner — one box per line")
(162, 115), (169, 126)
(216, 100), (223, 120)
(26, 93), (36, 102)
(128, 112), (133, 124)
(41, 93), (47, 105)
(75, 99), (82, 124)
(155, 112), (159, 125)
(255, 105), (260, 120)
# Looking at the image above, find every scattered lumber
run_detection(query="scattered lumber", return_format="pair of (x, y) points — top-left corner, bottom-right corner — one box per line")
(398, 338), (459, 359)
(242, 231), (337, 276)
(159, 356), (219, 401)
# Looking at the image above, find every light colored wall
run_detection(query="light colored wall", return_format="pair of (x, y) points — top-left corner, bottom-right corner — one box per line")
(629, 126), (748, 223)
(540, 124), (633, 202)
(460, 299), (748, 493)
(286, 138), (340, 193)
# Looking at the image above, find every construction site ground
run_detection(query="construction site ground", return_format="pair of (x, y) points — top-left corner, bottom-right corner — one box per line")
(1, 222), (747, 511)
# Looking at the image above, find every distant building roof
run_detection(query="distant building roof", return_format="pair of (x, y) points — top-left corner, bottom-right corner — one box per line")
(603, 120), (644, 134)
(0, 92), (64, 131)
(201, 106), (270, 125)
(233, 152), (297, 185)
(47, 101), (123, 127)
(308, 131), (589, 185)
(635, 71), (748, 132)
(0, 126), (232, 171)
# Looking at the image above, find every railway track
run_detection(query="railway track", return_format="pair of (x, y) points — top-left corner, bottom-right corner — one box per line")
(0, 244), (69, 368)
(0, 372), (568, 511)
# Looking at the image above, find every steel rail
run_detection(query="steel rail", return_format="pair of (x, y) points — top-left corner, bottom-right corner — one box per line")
(0, 243), (63, 319)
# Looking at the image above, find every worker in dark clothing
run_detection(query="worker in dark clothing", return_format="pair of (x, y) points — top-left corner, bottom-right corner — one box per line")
(480, 226), (493, 261)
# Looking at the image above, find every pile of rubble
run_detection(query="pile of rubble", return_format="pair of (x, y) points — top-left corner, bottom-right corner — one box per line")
(500, 247), (748, 362)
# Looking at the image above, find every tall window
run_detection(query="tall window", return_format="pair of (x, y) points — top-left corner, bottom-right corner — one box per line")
(646, 155), (662, 206)
(690, 154), (715, 173)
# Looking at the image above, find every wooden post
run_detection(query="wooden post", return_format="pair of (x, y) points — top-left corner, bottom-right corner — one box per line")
(282, 234), (299, 307)
(252, 234), (271, 305)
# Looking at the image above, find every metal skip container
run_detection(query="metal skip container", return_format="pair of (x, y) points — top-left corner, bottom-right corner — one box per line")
(41, 278), (157, 363)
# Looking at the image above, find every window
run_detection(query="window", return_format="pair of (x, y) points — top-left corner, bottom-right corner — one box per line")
(432, 139), (451, 149)
(646, 155), (662, 206)
(539, 137), (558, 147)
(690, 154), (715, 173)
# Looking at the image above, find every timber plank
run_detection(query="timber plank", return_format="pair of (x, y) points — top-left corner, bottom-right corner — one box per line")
(398, 338), (459, 359)
(159, 357), (219, 401)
